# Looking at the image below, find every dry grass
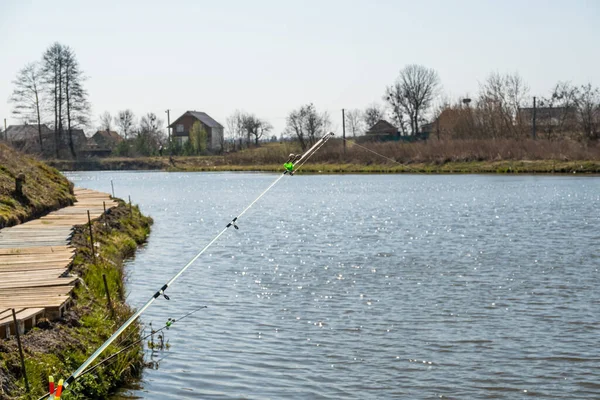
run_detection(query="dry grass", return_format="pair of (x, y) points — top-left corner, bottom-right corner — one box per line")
(310, 138), (600, 164)
(0, 143), (75, 228)
(45, 139), (600, 174)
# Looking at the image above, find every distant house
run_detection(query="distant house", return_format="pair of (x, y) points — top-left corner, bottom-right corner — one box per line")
(366, 120), (399, 138)
(65, 129), (88, 149)
(5, 124), (53, 143)
(4, 123), (89, 155)
(167, 111), (224, 150)
(517, 106), (580, 138)
(92, 130), (123, 150)
(364, 119), (428, 142)
(518, 107), (576, 124)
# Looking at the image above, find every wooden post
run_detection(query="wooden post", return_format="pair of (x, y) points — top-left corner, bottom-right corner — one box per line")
(342, 108), (346, 154)
(102, 274), (115, 318)
(15, 173), (26, 197)
(12, 309), (30, 393)
(87, 210), (96, 263)
(532, 96), (537, 140)
(111, 180), (115, 198)
(128, 195), (132, 217)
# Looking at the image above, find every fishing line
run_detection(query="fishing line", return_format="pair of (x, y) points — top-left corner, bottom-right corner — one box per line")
(56, 132), (335, 393)
(37, 306), (207, 400)
(340, 137), (422, 173)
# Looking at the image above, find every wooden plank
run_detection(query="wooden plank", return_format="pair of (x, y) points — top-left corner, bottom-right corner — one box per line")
(0, 254), (73, 262)
(0, 247), (74, 255)
(0, 271), (71, 280)
(0, 256), (73, 265)
(0, 264), (74, 272)
(0, 269), (68, 279)
(0, 285), (74, 296)
(0, 277), (77, 290)
(0, 298), (71, 309)
(0, 188), (113, 330)
(0, 276), (71, 287)
(0, 308), (20, 320)
(0, 297), (70, 306)
(0, 308), (44, 324)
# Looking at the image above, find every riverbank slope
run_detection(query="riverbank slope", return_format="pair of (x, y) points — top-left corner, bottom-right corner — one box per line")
(0, 145), (153, 399)
(0, 199), (152, 399)
(0, 143), (74, 228)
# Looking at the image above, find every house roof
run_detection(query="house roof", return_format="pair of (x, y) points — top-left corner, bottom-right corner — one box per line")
(366, 120), (398, 135)
(518, 107), (576, 119)
(93, 130), (123, 142)
(168, 111), (224, 129)
(5, 124), (53, 141)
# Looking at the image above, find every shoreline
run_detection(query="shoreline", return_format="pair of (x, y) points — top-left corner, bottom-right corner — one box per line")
(0, 198), (153, 399)
(46, 158), (600, 175)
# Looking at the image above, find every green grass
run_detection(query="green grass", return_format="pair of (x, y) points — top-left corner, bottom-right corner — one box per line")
(1, 200), (153, 399)
(44, 139), (600, 175)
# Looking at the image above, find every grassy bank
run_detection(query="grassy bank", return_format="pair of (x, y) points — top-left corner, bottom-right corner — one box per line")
(45, 139), (600, 174)
(47, 158), (600, 174)
(0, 200), (153, 399)
(0, 143), (74, 229)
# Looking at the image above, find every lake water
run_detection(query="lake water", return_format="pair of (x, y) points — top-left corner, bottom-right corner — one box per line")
(64, 172), (600, 399)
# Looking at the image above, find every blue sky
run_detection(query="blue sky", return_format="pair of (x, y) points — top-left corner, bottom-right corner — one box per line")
(1, 0), (598, 135)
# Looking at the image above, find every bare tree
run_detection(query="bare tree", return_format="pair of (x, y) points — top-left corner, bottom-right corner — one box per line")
(42, 42), (68, 157)
(574, 83), (600, 141)
(115, 110), (135, 139)
(10, 62), (45, 149)
(535, 82), (579, 140)
(345, 109), (363, 137)
(63, 46), (90, 157)
(285, 103), (329, 150)
(226, 110), (245, 149)
(241, 114), (272, 146)
(385, 64), (440, 135)
(363, 103), (384, 130)
(477, 72), (529, 138)
(139, 112), (163, 134)
(136, 113), (165, 155)
(99, 111), (112, 132)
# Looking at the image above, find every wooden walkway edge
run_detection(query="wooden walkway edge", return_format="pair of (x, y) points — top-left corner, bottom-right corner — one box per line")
(0, 188), (117, 339)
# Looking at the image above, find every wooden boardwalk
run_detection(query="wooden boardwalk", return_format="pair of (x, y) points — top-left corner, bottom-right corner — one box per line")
(0, 188), (117, 338)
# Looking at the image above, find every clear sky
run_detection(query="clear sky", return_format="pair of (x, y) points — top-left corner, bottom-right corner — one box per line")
(1, 0), (598, 136)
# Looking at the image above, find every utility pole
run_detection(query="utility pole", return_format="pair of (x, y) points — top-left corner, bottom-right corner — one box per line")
(342, 108), (346, 154)
(165, 109), (171, 143)
(532, 96), (537, 140)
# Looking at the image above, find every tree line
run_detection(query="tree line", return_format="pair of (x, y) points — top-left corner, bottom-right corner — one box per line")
(346, 65), (599, 142)
(226, 64), (598, 151)
(9, 42), (90, 157)
(7, 46), (599, 160)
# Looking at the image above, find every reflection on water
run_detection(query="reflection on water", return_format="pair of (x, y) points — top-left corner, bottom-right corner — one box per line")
(65, 172), (600, 399)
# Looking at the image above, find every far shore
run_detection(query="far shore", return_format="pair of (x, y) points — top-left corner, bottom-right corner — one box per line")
(46, 157), (600, 174)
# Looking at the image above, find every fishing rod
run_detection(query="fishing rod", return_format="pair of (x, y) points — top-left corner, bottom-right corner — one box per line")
(49, 132), (335, 396)
(38, 306), (207, 400)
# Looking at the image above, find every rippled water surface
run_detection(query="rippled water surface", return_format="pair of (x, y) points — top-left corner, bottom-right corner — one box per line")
(65, 172), (600, 399)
